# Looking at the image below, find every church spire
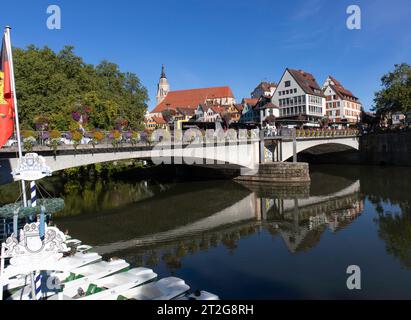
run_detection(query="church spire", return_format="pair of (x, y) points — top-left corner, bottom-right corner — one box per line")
(156, 64), (170, 106)
(161, 64), (166, 79)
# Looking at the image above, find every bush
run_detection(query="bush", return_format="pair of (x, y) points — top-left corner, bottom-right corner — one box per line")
(70, 131), (83, 151)
(112, 130), (121, 140)
(131, 131), (140, 146)
(50, 129), (61, 139)
(110, 130), (122, 148)
(93, 130), (104, 142)
(72, 131), (83, 143)
(21, 130), (36, 139)
(48, 130), (61, 155)
(23, 136), (36, 152)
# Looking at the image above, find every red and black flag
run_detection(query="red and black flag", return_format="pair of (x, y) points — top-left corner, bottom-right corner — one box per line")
(0, 30), (14, 148)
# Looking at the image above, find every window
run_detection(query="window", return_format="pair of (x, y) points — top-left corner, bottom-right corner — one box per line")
(285, 81), (291, 87)
(294, 88), (297, 93)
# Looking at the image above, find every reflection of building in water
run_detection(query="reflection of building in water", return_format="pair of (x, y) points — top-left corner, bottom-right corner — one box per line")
(281, 199), (363, 253)
(325, 200), (364, 232)
(123, 188), (364, 271)
(261, 180), (364, 253)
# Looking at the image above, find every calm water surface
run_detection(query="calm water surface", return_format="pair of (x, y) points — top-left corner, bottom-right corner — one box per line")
(2, 165), (411, 299)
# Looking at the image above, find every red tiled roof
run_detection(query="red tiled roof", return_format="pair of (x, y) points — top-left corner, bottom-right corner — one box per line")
(256, 81), (277, 91)
(209, 106), (228, 115)
(262, 102), (279, 109)
(234, 104), (244, 112)
(327, 76), (358, 100)
(152, 86), (234, 113)
(176, 107), (195, 116)
(242, 98), (259, 106)
(152, 116), (167, 124)
(287, 68), (325, 97)
(328, 76), (342, 87)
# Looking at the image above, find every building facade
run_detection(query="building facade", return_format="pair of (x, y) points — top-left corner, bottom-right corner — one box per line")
(239, 98), (259, 124)
(145, 115), (168, 130)
(392, 111), (406, 125)
(272, 68), (326, 124)
(322, 76), (361, 124)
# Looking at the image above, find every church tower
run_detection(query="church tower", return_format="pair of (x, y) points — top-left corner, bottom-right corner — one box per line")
(156, 65), (170, 105)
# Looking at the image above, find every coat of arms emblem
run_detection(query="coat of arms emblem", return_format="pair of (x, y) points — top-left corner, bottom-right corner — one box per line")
(11, 153), (52, 181)
(24, 225), (44, 253)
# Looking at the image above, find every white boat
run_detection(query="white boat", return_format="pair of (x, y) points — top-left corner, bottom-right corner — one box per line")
(112, 277), (190, 300)
(54, 252), (102, 273)
(50, 267), (157, 300)
(65, 239), (82, 246)
(8, 258), (129, 300)
(55, 258), (130, 291)
(175, 290), (220, 300)
(76, 245), (93, 253)
(4, 252), (101, 292)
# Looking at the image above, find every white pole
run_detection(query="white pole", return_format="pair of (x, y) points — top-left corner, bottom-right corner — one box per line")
(0, 244), (5, 300)
(5, 26), (27, 207)
(30, 272), (36, 301)
(13, 209), (18, 238)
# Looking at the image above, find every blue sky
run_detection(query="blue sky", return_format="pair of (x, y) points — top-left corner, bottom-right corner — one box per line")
(1, 0), (410, 111)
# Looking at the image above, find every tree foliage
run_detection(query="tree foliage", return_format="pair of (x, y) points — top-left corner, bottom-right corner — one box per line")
(13, 45), (148, 130)
(374, 63), (411, 114)
(376, 203), (411, 269)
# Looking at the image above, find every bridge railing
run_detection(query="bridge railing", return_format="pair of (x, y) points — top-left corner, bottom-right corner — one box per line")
(1, 128), (361, 153)
(1, 129), (263, 153)
(295, 128), (360, 138)
(274, 128), (360, 139)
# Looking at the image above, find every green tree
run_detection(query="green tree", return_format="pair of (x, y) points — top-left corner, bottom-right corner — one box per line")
(13, 45), (148, 130)
(376, 203), (411, 269)
(373, 63), (411, 115)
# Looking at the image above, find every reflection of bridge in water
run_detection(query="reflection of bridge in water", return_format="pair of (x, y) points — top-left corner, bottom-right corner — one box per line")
(61, 177), (364, 257)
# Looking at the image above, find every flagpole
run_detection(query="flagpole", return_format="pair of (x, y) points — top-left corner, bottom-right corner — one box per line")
(5, 26), (27, 207)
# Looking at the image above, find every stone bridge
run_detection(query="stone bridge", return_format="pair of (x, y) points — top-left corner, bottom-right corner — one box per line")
(0, 133), (359, 184)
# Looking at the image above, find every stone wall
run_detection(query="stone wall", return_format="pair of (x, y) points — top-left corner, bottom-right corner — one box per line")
(235, 162), (311, 184)
(360, 132), (411, 166)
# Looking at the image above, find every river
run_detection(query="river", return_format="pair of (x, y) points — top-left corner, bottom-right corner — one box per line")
(1, 165), (411, 299)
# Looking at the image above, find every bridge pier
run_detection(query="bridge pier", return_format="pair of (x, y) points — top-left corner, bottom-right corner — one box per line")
(234, 162), (311, 184)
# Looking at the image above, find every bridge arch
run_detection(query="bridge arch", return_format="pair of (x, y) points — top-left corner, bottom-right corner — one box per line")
(281, 137), (359, 162)
(4, 142), (261, 181)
